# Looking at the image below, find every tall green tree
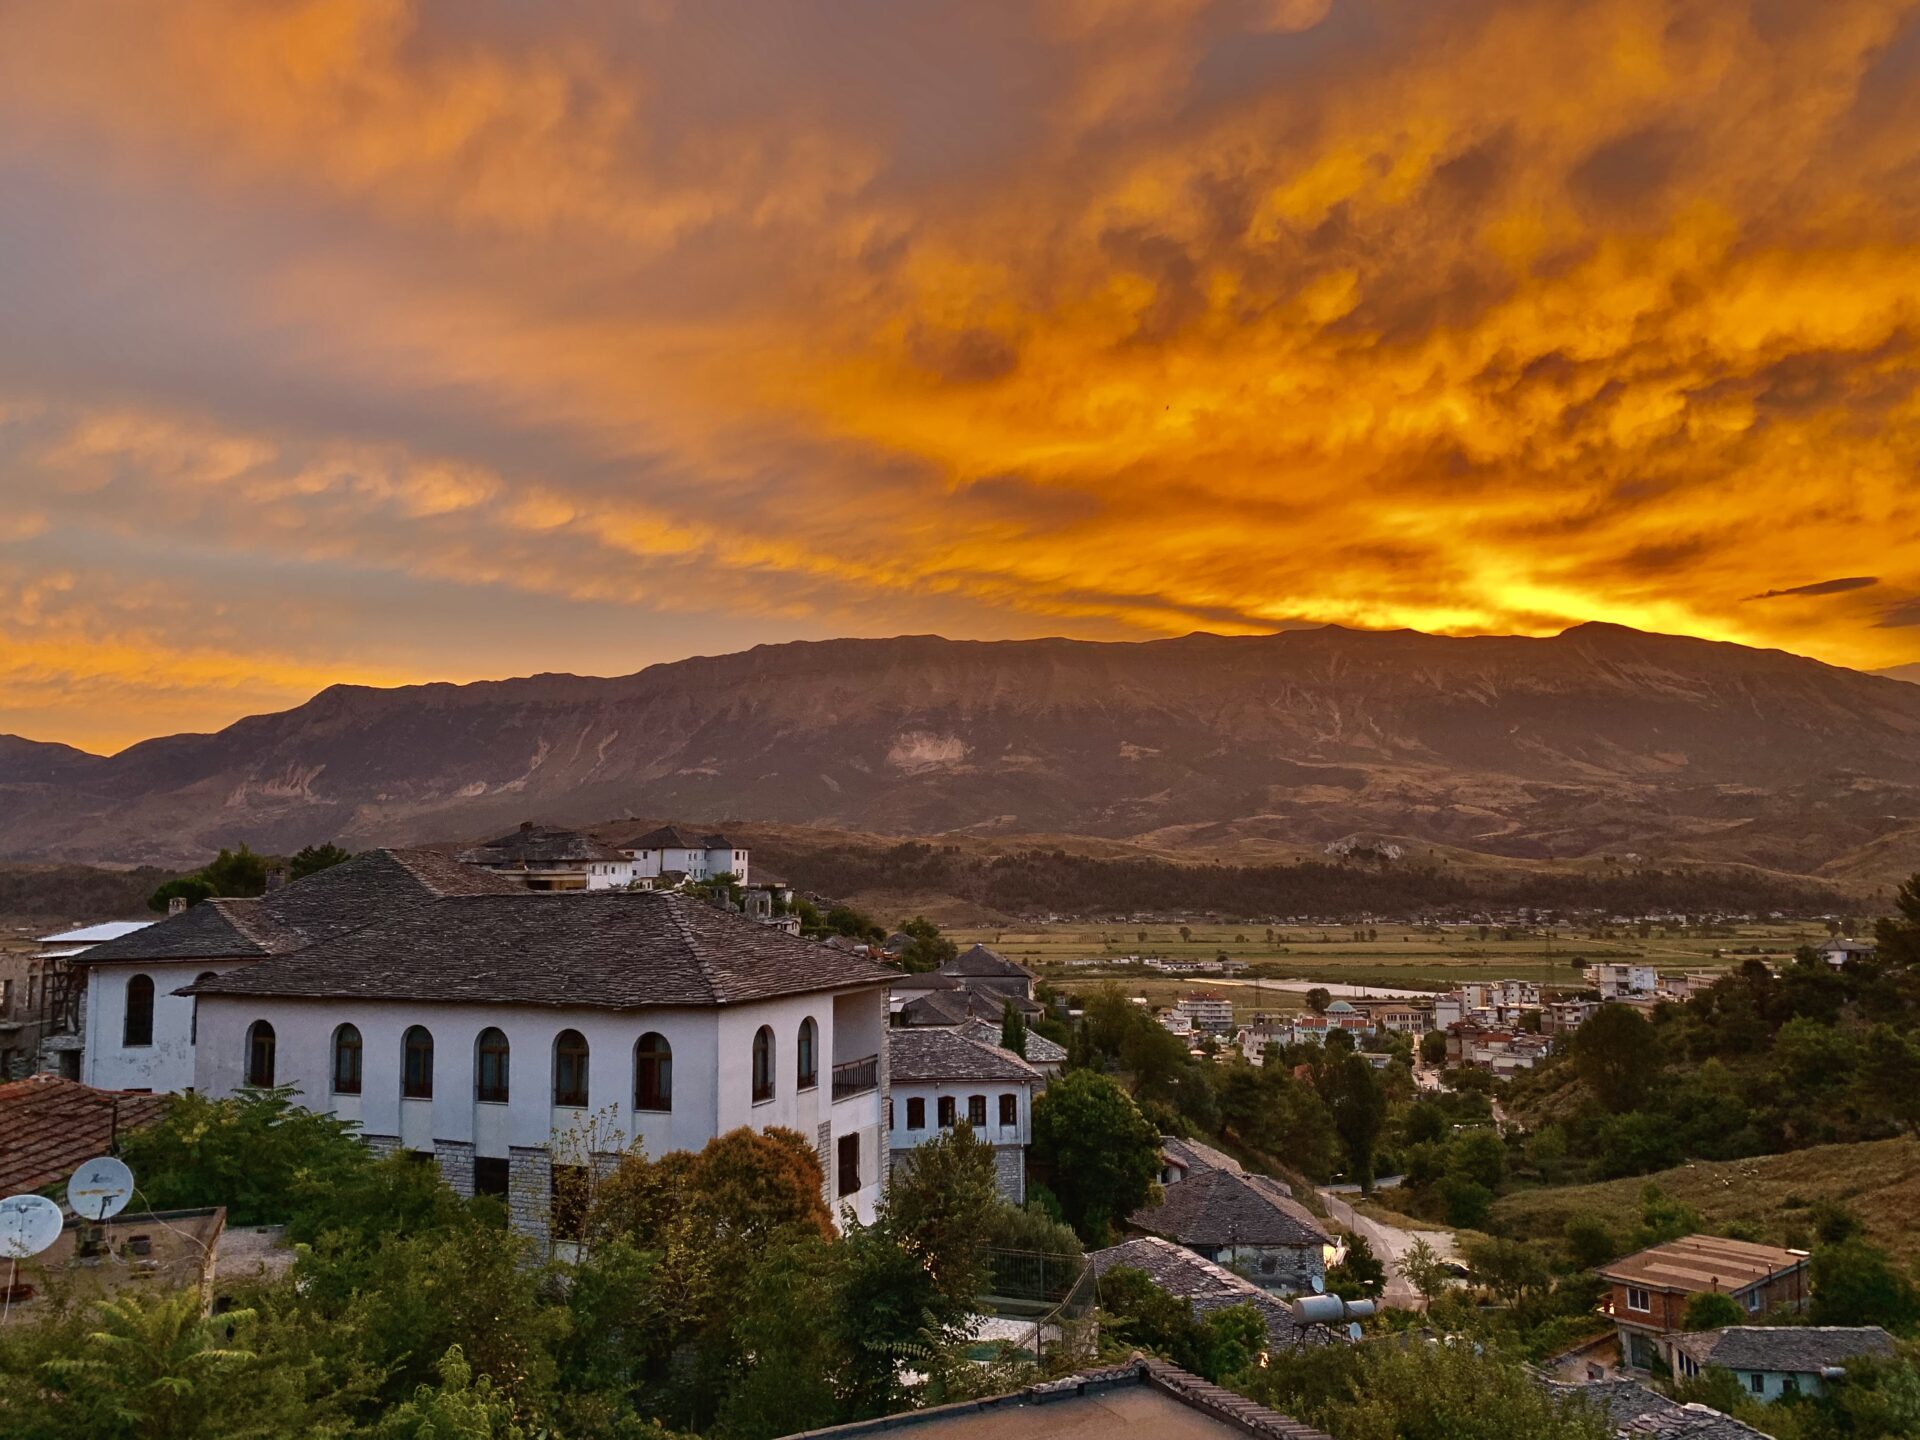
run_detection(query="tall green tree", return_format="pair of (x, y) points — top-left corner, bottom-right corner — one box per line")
(1323, 1053), (1387, 1190)
(1030, 1070), (1163, 1245)
(289, 843), (354, 880)
(999, 1001), (1028, 1058)
(1874, 872), (1920, 967)
(1569, 1004), (1660, 1111)
(894, 916), (958, 973)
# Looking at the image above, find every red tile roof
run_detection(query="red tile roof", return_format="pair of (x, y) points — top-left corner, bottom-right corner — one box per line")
(0, 1075), (172, 1195)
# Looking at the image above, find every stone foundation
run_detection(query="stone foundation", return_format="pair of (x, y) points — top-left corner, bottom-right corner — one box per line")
(992, 1145), (1026, 1205)
(362, 1133), (401, 1160)
(434, 1139), (476, 1198)
(508, 1145), (553, 1249)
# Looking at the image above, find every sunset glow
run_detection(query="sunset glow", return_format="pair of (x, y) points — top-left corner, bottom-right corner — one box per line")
(4, 0), (1920, 751)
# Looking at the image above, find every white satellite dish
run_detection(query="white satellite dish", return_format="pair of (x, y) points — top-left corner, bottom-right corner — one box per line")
(0, 1194), (64, 1259)
(67, 1157), (135, 1221)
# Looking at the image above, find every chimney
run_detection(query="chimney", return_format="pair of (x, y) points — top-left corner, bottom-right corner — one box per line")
(265, 867), (288, 892)
(168, 897), (187, 916)
(521, 820), (535, 831)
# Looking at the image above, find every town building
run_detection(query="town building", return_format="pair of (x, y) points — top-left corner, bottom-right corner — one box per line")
(456, 822), (635, 890)
(1176, 994), (1235, 1035)
(1543, 998), (1602, 1035)
(184, 885), (894, 1245)
(616, 826), (750, 886)
(1820, 939), (1876, 969)
(71, 849), (520, 1094)
(1127, 1167), (1332, 1294)
(1158, 1134), (1242, 1187)
(790, 1356), (1334, 1440)
(886, 1027), (1039, 1203)
(942, 944), (1037, 1001)
(1597, 1235), (1811, 1372)
(957, 1018), (1066, 1081)
(3, 921), (153, 1080)
(1087, 1237), (1328, 1354)
(1591, 964), (1659, 1000)
(1670, 1326), (1895, 1402)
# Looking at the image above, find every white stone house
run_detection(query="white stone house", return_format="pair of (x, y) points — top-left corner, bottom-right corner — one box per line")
(1127, 1167), (1333, 1295)
(1176, 994), (1234, 1035)
(188, 888), (893, 1246)
(618, 826), (750, 886)
(886, 1028), (1039, 1204)
(457, 823), (635, 890)
(1591, 963), (1659, 999)
(72, 849), (516, 1094)
(1671, 1327), (1895, 1402)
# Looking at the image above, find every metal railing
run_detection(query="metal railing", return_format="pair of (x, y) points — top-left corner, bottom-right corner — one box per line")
(831, 1054), (879, 1099)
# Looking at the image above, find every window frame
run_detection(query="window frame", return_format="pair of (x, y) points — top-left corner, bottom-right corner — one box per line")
(122, 973), (155, 1048)
(967, 1094), (987, 1128)
(998, 1093), (1018, 1127)
(937, 1095), (956, 1128)
(836, 1132), (861, 1197)
(752, 1025), (775, 1104)
(634, 1031), (673, 1112)
(331, 1023), (363, 1095)
(245, 1020), (276, 1088)
(1624, 1286), (1651, 1313)
(553, 1029), (590, 1109)
(402, 1025), (435, 1100)
(796, 1016), (819, 1091)
(906, 1096), (926, 1130)
(476, 1026), (511, 1104)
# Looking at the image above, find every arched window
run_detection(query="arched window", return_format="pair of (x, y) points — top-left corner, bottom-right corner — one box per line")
(553, 1030), (590, 1108)
(332, 1024), (363, 1095)
(751, 1025), (775, 1103)
(123, 974), (155, 1047)
(246, 1020), (276, 1088)
(635, 1032), (672, 1112)
(189, 971), (217, 1045)
(796, 1017), (818, 1090)
(402, 1025), (434, 1099)
(476, 1027), (510, 1103)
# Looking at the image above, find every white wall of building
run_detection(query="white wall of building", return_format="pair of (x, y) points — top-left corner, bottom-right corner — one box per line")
(195, 984), (888, 1225)
(83, 959), (248, 1093)
(887, 1077), (1032, 1156)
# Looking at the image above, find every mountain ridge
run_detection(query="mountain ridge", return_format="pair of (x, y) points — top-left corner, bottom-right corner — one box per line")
(6, 624), (1920, 881)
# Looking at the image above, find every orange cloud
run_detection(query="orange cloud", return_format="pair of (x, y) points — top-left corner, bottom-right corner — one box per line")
(1, 0), (1918, 748)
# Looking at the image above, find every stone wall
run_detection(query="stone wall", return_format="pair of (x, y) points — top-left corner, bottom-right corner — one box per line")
(508, 1145), (553, 1250)
(362, 1133), (401, 1160)
(992, 1144), (1026, 1205)
(434, 1139), (476, 1199)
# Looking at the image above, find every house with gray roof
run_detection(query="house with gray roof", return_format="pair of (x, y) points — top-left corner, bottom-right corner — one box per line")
(457, 822), (633, 891)
(69, 848), (519, 1094)
(958, 1018), (1065, 1079)
(1088, 1236), (1330, 1354)
(887, 1027), (1040, 1202)
(186, 883), (894, 1247)
(1671, 1325), (1896, 1402)
(1128, 1167), (1333, 1295)
(1538, 1379), (1770, 1440)
(616, 826), (750, 886)
(1159, 1134), (1243, 1187)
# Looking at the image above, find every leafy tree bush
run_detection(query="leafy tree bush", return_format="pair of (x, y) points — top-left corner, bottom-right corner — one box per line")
(1681, 1292), (1746, 1331)
(1569, 1004), (1660, 1111)
(892, 916), (957, 973)
(289, 843), (354, 879)
(1810, 1240), (1920, 1333)
(1030, 1070), (1162, 1245)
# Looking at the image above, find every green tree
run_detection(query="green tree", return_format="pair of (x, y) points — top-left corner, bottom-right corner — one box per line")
(886, 1125), (1002, 1304)
(1398, 1236), (1452, 1310)
(1811, 1240), (1920, 1332)
(1461, 1237), (1552, 1308)
(376, 1345), (524, 1440)
(894, 916), (958, 974)
(1326, 1232), (1386, 1299)
(999, 1001), (1028, 1059)
(1323, 1053), (1387, 1190)
(1306, 987), (1332, 1013)
(1447, 1130), (1506, 1192)
(289, 843), (354, 880)
(1561, 1214), (1619, 1271)
(1438, 1176), (1493, 1229)
(1419, 1030), (1449, 1065)
(1569, 1004), (1660, 1111)
(1874, 872), (1920, 968)
(201, 845), (271, 897)
(147, 875), (216, 913)
(1681, 1291), (1746, 1331)
(824, 905), (884, 942)
(1030, 1070), (1163, 1245)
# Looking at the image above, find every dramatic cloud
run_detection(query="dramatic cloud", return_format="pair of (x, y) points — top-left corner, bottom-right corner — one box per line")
(2, 0), (1919, 750)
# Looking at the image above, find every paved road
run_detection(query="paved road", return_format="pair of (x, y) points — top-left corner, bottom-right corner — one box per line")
(1317, 1186), (1457, 1311)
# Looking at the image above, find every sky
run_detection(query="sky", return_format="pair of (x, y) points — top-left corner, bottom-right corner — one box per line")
(3, 0), (1920, 753)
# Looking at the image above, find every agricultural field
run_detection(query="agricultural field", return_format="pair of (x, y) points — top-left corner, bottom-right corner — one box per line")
(1491, 1136), (1920, 1269)
(948, 918), (1842, 994)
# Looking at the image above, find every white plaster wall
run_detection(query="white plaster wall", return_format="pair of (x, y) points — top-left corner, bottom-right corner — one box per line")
(887, 1077), (1032, 1154)
(196, 984), (888, 1223)
(82, 960), (247, 1094)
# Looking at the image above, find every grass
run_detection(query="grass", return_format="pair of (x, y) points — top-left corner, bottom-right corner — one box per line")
(951, 919), (1839, 992)
(1491, 1136), (1920, 1268)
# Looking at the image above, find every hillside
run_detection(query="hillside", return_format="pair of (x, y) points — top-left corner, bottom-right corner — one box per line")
(1491, 1137), (1920, 1268)
(6, 624), (1920, 877)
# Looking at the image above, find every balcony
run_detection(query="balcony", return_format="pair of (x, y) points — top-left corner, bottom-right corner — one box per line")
(832, 1054), (879, 1100)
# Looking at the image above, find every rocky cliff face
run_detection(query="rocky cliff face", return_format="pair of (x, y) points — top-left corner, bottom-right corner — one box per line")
(7, 624), (1920, 878)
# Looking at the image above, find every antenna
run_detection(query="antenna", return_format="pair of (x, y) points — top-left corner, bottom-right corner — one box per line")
(0, 1193), (65, 1321)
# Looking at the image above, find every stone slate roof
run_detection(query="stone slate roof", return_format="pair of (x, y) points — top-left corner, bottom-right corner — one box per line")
(889, 971), (964, 992)
(1089, 1236), (1327, 1353)
(899, 987), (1043, 1027)
(1539, 1378), (1680, 1432)
(1619, 1403), (1773, 1440)
(619, 825), (733, 850)
(942, 943), (1035, 980)
(458, 823), (626, 866)
(959, 1018), (1066, 1065)
(1160, 1134), (1245, 1179)
(1673, 1326), (1896, 1375)
(889, 1028), (1041, 1084)
(0, 1075), (173, 1194)
(75, 849), (518, 965)
(191, 889), (896, 1010)
(1130, 1167), (1331, 1249)
(1597, 1235), (1806, 1294)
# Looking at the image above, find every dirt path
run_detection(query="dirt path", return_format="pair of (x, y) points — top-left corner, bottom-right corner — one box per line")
(1318, 1186), (1457, 1310)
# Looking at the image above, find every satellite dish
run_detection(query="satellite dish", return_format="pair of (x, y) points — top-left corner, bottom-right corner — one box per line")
(67, 1157), (135, 1221)
(0, 1194), (64, 1259)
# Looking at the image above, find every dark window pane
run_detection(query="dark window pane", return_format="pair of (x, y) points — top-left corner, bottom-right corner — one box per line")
(752, 1026), (774, 1103)
(123, 975), (154, 1047)
(246, 1021), (276, 1088)
(906, 1097), (925, 1129)
(937, 1096), (956, 1127)
(635, 1033), (672, 1111)
(999, 1093), (1017, 1126)
(403, 1026), (434, 1099)
(332, 1025), (363, 1094)
(476, 1028), (510, 1103)
(967, 1095), (987, 1128)
(554, 1030), (589, 1107)
(473, 1156), (510, 1197)
(836, 1132), (861, 1197)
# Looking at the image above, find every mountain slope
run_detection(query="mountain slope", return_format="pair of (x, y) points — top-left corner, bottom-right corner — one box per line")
(7, 624), (1920, 877)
